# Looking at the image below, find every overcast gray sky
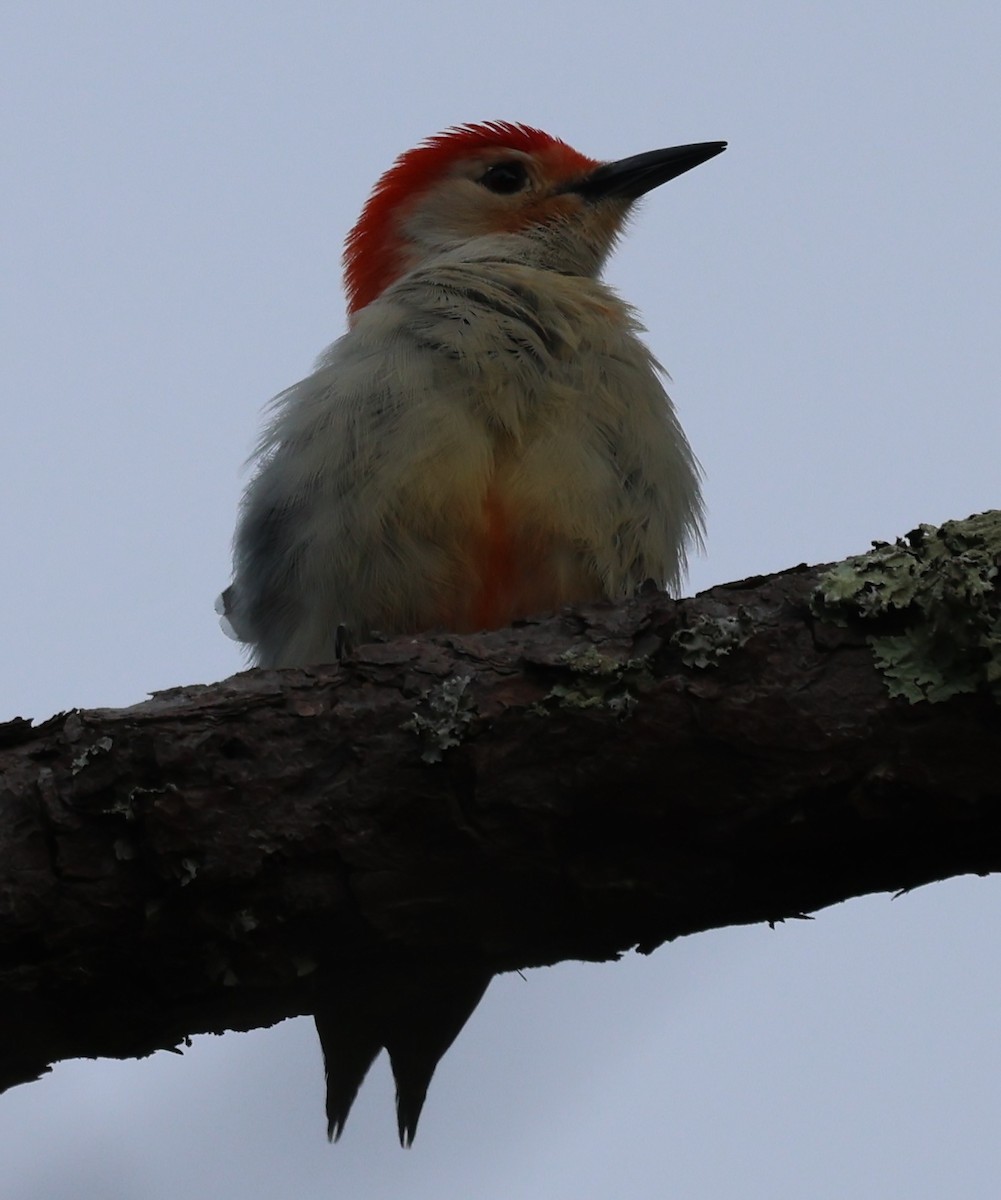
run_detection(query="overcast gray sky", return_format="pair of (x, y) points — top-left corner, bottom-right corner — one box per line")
(4, 3), (1000, 1197)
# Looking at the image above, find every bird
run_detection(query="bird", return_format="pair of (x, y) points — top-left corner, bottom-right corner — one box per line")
(219, 121), (725, 1144)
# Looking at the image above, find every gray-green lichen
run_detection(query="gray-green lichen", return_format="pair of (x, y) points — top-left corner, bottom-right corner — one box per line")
(71, 736), (113, 774)
(533, 647), (649, 718)
(536, 683), (607, 713)
(402, 674), (476, 763)
(812, 511), (1001, 703)
(176, 857), (200, 886)
(106, 782), (179, 821)
(671, 608), (754, 669)
(114, 838), (136, 861)
(555, 645), (648, 676)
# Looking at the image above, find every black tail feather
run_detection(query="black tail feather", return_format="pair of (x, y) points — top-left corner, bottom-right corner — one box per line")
(315, 958), (492, 1146)
(386, 966), (492, 1146)
(314, 983), (384, 1140)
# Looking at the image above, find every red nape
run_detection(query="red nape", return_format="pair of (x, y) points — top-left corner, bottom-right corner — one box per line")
(343, 122), (597, 316)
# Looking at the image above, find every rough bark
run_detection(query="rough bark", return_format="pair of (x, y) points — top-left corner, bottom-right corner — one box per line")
(1, 514), (999, 1097)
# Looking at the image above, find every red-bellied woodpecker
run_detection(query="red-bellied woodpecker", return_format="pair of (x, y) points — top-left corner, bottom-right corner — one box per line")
(220, 121), (725, 1144)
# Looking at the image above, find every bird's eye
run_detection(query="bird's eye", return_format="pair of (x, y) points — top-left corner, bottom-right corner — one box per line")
(479, 161), (530, 195)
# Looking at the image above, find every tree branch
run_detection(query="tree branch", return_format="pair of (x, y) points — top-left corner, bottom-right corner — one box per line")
(2, 512), (999, 1096)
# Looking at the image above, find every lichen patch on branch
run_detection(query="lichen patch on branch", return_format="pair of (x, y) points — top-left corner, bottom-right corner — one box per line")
(812, 511), (1001, 703)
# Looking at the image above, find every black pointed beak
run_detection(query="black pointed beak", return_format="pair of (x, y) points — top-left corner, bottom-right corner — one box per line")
(568, 141), (727, 202)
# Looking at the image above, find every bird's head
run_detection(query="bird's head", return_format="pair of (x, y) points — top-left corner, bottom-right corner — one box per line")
(344, 121), (726, 317)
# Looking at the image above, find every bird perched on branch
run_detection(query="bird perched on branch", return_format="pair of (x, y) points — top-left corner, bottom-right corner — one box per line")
(220, 121), (725, 1144)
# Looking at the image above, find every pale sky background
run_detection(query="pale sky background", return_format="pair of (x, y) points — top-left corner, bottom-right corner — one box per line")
(3, 3), (1000, 1198)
